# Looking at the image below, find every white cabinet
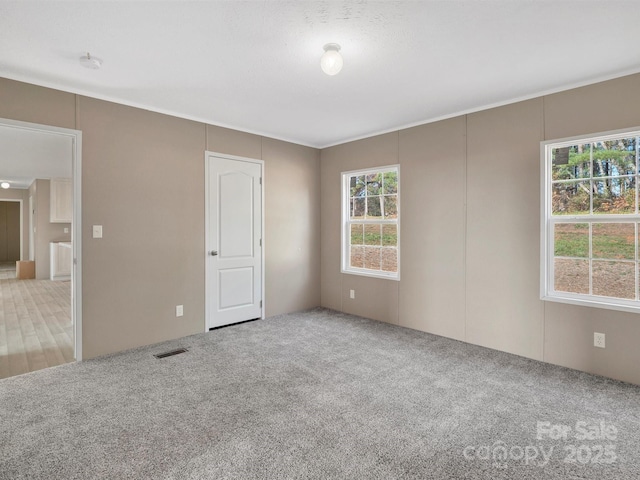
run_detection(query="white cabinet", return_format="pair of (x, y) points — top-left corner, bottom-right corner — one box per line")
(50, 242), (72, 281)
(50, 178), (72, 223)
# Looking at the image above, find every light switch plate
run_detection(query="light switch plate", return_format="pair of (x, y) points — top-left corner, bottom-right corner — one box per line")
(176, 305), (184, 317)
(92, 225), (103, 238)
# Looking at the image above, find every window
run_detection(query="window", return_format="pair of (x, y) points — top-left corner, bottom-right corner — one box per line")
(541, 128), (640, 312)
(342, 165), (400, 280)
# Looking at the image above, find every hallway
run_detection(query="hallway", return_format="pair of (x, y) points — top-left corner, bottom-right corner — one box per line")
(0, 266), (72, 379)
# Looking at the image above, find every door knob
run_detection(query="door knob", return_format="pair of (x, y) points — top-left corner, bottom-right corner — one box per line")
(210, 250), (218, 256)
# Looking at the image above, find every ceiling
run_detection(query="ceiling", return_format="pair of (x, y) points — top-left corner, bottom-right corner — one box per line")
(0, 125), (72, 189)
(1, 1), (640, 148)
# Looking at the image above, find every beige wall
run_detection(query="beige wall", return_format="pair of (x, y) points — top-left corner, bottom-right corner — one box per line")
(320, 73), (640, 386)
(399, 118), (466, 340)
(3, 70), (640, 384)
(0, 188), (29, 259)
(465, 99), (544, 359)
(320, 132), (400, 323)
(28, 179), (71, 279)
(262, 137), (321, 316)
(541, 75), (640, 385)
(0, 77), (320, 359)
(204, 127), (321, 318)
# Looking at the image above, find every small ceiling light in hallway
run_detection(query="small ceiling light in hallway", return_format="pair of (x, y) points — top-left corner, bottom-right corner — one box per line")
(321, 43), (343, 76)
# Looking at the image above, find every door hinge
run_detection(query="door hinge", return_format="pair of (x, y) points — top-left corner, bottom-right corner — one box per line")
(260, 300), (262, 308)
(259, 238), (262, 247)
(259, 177), (262, 185)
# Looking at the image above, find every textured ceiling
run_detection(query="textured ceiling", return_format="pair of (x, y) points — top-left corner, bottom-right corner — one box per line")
(1, 1), (640, 148)
(0, 125), (73, 189)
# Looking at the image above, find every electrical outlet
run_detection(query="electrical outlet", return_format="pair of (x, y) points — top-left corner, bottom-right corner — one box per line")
(176, 305), (184, 317)
(594, 332), (605, 348)
(92, 225), (103, 238)
(350, 289), (355, 299)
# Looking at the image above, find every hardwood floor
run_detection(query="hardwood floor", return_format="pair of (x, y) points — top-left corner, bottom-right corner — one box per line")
(0, 269), (73, 379)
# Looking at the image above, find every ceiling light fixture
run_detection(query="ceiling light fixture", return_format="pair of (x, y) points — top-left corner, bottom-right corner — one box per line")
(321, 43), (343, 76)
(80, 52), (102, 70)
(1, 182), (10, 189)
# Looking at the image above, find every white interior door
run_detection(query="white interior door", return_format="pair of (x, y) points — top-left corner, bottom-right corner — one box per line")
(206, 153), (263, 329)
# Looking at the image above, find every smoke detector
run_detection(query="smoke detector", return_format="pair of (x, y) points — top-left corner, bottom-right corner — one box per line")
(80, 52), (102, 70)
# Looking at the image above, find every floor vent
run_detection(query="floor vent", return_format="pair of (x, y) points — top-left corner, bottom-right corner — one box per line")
(154, 348), (188, 359)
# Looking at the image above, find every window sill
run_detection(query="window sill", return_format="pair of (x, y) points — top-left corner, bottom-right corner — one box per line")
(341, 268), (400, 281)
(542, 293), (640, 315)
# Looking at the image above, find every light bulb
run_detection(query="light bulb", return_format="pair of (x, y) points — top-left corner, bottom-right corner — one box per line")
(1, 182), (10, 189)
(321, 43), (343, 76)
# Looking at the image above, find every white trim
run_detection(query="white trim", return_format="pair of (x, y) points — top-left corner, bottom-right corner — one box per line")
(29, 195), (34, 261)
(321, 68), (640, 149)
(541, 294), (640, 315)
(0, 73), (317, 149)
(542, 126), (640, 150)
(204, 151), (265, 332)
(541, 126), (640, 314)
(341, 164), (400, 281)
(6, 67), (640, 149)
(204, 154), (210, 332)
(0, 117), (82, 361)
(540, 140), (549, 301)
(72, 133), (83, 361)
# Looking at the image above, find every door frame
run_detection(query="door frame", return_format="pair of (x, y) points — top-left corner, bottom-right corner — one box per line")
(204, 151), (265, 331)
(28, 195), (34, 261)
(0, 117), (83, 361)
(0, 198), (23, 261)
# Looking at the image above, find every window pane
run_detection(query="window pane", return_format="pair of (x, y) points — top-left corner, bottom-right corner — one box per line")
(382, 224), (397, 246)
(383, 171), (398, 194)
(342, 166), (399, 279)
(592, 223), (635, 260)
(552, 181), (590, 215)
(593, 138), (636, 177)
(384, 195), (397, 219)
(351, 198), (365, 219)
(552, 144), (590, 180)
(350, 224), (364, 245)
(366, 196), (382, 218)
(350, 246), (364, 268)
(593, 177), (635, 214)
(554, 258), (589, 294)
(366, 173), (382, 195)
(364, 224), (381, 245)
(364, 246), (381, 270)
(592, 260), (635, 299)
(350, 175), (366, 198)
(554, 223), (589, 257)
(381, 247), (398, 272)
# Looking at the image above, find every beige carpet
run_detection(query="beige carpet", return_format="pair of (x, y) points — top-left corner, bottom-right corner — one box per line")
(0, 269), (72, 379)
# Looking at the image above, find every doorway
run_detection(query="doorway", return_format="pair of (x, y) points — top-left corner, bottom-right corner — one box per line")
(0, 200), (21, 265)
(0, 117), (82, 377)
(205, 152), (264, 330)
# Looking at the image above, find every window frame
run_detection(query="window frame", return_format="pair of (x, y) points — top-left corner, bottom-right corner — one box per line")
(341, 164), (400, 281)
(541, 126), (640, 314)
